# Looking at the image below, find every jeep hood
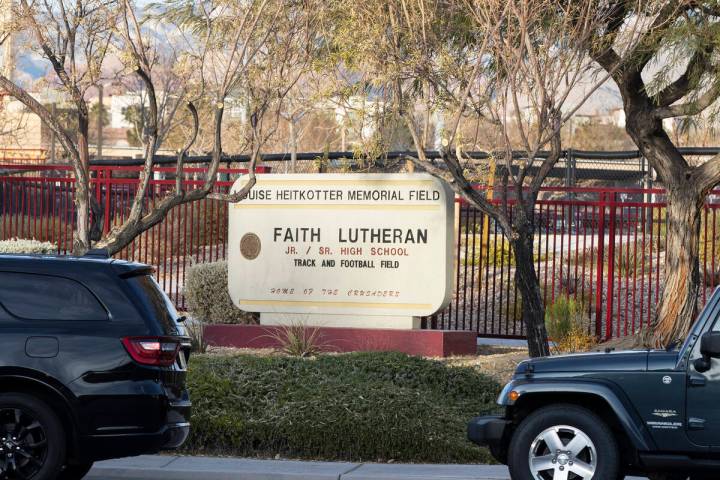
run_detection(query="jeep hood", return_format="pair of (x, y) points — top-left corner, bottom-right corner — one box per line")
(516, 350), (650, 375)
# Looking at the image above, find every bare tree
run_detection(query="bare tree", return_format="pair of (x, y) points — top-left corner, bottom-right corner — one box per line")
(327, 0), (633, 356)
(94, 0), (317, 253)
(0, 0), (117, 253)
(586, 1), (720, 346)
(0, 0), (317, 255)
(116, 46), (191, 152)
(279, 75), (325, 172)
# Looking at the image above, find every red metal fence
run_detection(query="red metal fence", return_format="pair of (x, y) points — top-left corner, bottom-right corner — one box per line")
(0, 164), (268, 313)
(427, 187), (720, 340)
(2, 163), (718, 340)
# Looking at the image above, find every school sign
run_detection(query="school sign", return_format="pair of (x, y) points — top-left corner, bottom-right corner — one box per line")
(227, 173), (454, 329)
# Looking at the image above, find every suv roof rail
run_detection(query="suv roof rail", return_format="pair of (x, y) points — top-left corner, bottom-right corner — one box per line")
(84, 248), (110, 259)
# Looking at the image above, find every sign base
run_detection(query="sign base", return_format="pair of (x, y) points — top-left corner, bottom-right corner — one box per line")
(204, 324), (477, 357)
(260, 313), (420, 330)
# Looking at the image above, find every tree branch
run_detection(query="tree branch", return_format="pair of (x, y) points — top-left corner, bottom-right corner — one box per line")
(409, 151), (514, 238)
(632, 2), (688, 74)
(691, 152), (720, 192)
(0, 74), (85, 185)
(125, 67), (159, 225)
(655, 78), (720, 118)
(604, 0), (628, 39)
(19, 0), (83, 105)
(586, 0), (628, 78)
(653, 45), (715, 107)
(175, 101), (198, 193)
(529, 110), (562, 194)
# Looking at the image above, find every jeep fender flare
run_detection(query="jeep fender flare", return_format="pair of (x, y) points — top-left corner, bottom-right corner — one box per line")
(499, 379), (655, 451)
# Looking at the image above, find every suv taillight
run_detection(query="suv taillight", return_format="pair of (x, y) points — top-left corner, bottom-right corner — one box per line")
(122, 337), (180, 367)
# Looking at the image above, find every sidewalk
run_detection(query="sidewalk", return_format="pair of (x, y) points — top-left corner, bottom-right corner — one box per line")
(86, 455), (648, 480)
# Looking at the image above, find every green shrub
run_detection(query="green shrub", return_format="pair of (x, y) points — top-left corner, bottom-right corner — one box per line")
(463, 235), (515, 267)
(0, 238), (57, 254)
(612, 246), (653, 278)
(183, 352), (500, 463)
(462, 235), (553, 268)
(545, 294), (595, 353)
(185, 261), (257, 324)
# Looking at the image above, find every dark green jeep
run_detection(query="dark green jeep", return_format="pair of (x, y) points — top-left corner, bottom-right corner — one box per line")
(468, 288), (720, 480)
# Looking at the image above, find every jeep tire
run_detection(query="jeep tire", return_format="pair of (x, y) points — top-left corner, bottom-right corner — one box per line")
(508, 404), (619, 480)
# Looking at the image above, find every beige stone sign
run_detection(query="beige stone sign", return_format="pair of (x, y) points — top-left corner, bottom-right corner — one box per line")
(227, 173), (454, 329)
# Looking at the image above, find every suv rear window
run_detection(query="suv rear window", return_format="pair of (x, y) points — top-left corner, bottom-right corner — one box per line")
(0, 272), (108, 321)
(127, 275), (181, 334)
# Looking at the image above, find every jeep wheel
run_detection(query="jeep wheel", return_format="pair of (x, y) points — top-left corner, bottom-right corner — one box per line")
(0, 393), (65, 480)
(508, 404), (619, 480)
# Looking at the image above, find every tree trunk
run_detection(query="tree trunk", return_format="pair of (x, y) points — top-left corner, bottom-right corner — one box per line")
(511, 218), (551, 357)
(652, 189), (702, 347)
(73, 113), (92, 255)
(622, 105), (703, 347)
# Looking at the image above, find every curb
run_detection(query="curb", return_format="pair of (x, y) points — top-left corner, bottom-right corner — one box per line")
(87, 455), (648, 480)
(88, 456), (512, 480)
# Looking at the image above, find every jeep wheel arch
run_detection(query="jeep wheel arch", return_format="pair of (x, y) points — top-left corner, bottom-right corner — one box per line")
(505, 382), (655, 453)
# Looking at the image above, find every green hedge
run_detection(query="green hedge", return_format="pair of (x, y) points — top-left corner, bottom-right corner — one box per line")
(185, 261), (257, 324)
(183, 352), (500, 463)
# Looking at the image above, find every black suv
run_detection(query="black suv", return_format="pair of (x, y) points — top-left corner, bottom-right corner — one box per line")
(0, 252), (191, 480)
(468, 287), (720, 480)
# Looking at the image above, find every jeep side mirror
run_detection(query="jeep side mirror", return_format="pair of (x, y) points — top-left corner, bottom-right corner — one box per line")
(695, 331), (720, 372)
(701, 331), (720, 358)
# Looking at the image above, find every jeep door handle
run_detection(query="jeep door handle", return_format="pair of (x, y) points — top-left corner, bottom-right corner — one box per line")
(689, 375), (707, 387)
(688, 417), (706, 430)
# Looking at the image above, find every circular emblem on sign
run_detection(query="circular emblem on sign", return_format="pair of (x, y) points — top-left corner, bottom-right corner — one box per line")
(662, 376), (672, 385)
(240, 233), (261, 260)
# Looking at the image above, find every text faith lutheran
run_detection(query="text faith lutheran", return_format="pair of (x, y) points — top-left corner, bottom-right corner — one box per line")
(273, 227), (428, 244)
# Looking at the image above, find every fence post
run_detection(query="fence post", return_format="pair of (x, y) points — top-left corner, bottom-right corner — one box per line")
(604, 192), (617, 339)
(219, 162), (231, 183)
(93, 167), (102, 203)
(595, 192), (606, 338)
(102, 167), (111, 234)
(566, 149), (576, 235)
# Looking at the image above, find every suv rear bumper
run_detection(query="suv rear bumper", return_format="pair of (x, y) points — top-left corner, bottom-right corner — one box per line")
(467, 415), (511, 462)
(77, 396), (191, 462)
(82, 421), (190, 461)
